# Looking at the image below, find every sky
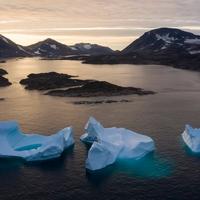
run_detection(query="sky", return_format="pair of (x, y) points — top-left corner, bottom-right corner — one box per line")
(1, 0), (200, 50)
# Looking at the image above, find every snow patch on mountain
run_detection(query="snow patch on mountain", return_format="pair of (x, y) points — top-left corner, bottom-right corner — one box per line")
(185, 38), (200, 45)
(83, 44), (92, 49)
(50, 44), (57, 50)
(155, 34), (176, 44)
(70, 47), (78, 51)
(17, 45), (30, 54)
(0, 35), (9, 43)
(189, 50), (200, 55)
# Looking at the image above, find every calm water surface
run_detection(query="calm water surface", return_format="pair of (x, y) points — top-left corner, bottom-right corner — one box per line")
(1, 58), (200, 200)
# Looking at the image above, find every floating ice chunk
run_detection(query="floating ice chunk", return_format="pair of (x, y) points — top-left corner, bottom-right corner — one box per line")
(0, 121), (74, 161)
(81, 117), (155, 171)
(182, 124), (200, 152)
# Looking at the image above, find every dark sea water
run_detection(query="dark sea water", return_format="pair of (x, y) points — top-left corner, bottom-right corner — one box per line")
(1, 58), (200, 200)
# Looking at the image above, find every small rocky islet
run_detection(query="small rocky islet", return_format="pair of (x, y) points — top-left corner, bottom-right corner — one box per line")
(0, 68), (11, 87)
(20, 72), (155, 97)
(72, 99), (132, 105)
(0, 68), (8, 76)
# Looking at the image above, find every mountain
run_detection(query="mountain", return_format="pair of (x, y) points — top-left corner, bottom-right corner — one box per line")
(69, 43), (114, 56)
(1, 28), (200, 70)
(0, 35), (30, 58)
(122, 27), (200, 56)
(26, 38), (75, 57)
(83, 28), (200, 70)
(27, 39), (115, 58)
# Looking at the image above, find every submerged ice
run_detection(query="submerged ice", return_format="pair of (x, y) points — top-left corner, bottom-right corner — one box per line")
(0, 121), (74, 161)
(182, 124), (200, 152)
(81, 117), (155, 171)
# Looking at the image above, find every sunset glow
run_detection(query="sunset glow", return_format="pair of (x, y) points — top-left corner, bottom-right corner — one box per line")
(1, 0), (200, 49)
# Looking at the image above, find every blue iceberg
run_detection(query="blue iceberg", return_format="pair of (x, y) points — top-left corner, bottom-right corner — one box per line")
(0, 121), (74, 161)
(81, 117), (155, 171)
(182, 124), (200, 153)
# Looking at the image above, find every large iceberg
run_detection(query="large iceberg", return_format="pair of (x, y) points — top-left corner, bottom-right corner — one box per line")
(182, 124), (200, 152)
(80, 117), (155, 171)
(0, 121), (74, 161)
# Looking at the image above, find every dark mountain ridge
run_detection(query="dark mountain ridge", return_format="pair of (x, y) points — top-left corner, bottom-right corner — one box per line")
(1, 28), (200, 70)
(83, 28), (200, 70)
(0, 34), (31, 58)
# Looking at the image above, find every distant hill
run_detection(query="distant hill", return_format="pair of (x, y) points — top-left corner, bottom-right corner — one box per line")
(0, 35), (30, 58)
(0, 35), (115, 59)
(26, 38), (74, 57)
(69, 43), (114, 56)
(26, 39), (115, 58)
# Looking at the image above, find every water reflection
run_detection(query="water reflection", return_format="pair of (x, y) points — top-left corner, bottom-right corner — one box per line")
(181, 138), (200, 158)
(86, 152), (173, 186)
(0, 157), (24, 172)
(115, 153), (173, 179)
(0, 145), (75, 172)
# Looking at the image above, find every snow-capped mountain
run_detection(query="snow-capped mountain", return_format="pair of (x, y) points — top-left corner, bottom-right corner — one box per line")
(26, 38), (75, 57)
(0, 35), (30, 58)
(122, 28), (200, 56)
(27, 40), (114, 57)
(83, 28), (200, 70)
(69, 43), (114, 56)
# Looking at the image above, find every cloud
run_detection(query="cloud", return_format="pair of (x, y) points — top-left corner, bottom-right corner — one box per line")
(0, 20), (22, 24)
(0, 0), (200, 49)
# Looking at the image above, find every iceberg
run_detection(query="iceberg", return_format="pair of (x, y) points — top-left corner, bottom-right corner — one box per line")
(0, 121), (74, 161)
(182, 124), (200, 152)
(81, 117), (155, 171)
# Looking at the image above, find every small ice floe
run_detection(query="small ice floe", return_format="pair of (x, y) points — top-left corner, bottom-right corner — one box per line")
(80, 117), (155, 171)
(0, 121), (74, 161)
(182, 124), (200, 153)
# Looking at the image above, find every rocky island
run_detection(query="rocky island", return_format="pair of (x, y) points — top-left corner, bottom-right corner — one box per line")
(0, 68), (11, 87)
(20, 72), (89, 90)
(20, 72), (155, 97)
(0, 68), (8, 76)
(46, 80), (155, 97)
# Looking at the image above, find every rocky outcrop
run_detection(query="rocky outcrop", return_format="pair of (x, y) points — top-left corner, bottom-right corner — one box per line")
(0, 76), (11, 87)
(73, 99), (132, 105)
(20, 72), (88, 90)
(0, 68), (8, 76)
(0, 68), (11, 87)
(46, 80), (155, 97)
